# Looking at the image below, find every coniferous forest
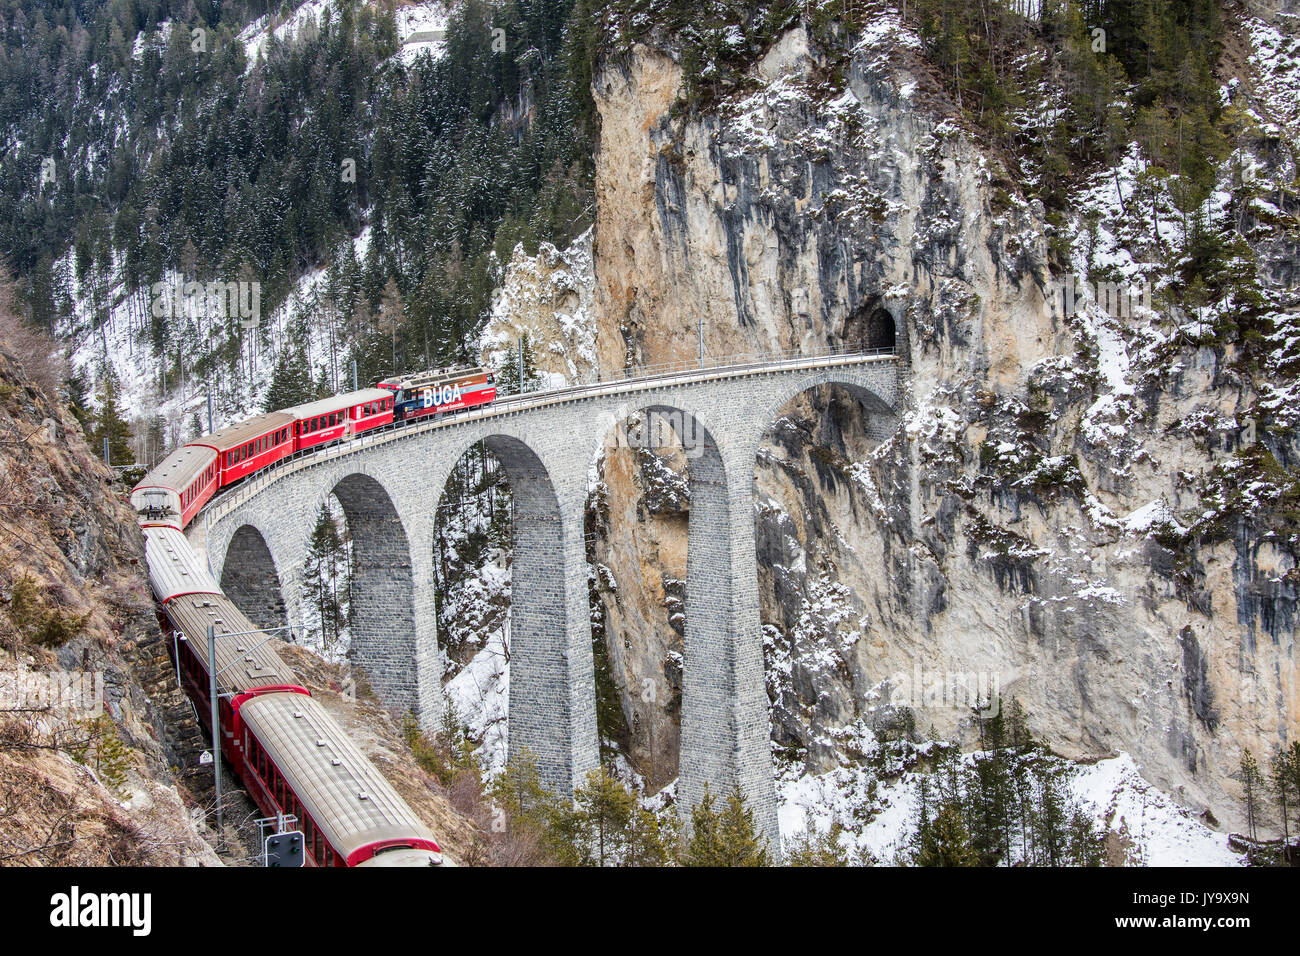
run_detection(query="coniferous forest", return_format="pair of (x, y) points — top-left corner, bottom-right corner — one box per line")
(0, 0), (1267, 417)
(2, 0), (593, 401)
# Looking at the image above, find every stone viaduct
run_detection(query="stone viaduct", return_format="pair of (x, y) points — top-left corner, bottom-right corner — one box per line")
(193, 353), (899, 847)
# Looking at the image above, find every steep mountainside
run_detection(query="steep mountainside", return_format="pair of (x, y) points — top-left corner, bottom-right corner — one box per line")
(579, 0), (1298, 837)
(0, 324), (480, 864)
(0, 335), (218, 864)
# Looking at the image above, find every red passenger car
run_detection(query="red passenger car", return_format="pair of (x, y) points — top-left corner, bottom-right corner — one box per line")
(193, 412), (296, 488)
(130, 444), (220, 530)
(286, 388), (394, 453)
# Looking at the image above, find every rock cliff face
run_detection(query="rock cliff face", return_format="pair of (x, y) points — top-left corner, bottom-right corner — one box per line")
(582, 13), (1298, 830)
(0, 345), (219, 865)
(481, 228), (599, 388)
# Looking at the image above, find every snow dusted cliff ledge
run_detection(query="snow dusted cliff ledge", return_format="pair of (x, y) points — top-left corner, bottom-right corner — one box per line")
(584, 11), (1298, 837)
(480, 228), (598, 388)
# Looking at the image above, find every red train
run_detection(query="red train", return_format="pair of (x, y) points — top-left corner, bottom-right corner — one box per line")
(132, 367), (495, 530)
(130, 366), (494, 866)
(146, 526), (445, 867)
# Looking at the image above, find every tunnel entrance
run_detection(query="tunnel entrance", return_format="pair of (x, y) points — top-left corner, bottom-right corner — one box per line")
(844, 300), (897, 353)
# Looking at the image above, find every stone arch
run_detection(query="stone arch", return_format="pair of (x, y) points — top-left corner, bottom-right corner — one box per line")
(442, 431), (594, 793)
(587, 400), (776, 835)
(220, 524), (287, 633)
(745, 369), (900, 822)
(327, 472), (419, 715)
(754, 370), (899, 454)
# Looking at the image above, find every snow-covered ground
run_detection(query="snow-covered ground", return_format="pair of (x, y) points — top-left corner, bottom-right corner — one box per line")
(444, 622), (510, 777)
(776, 746), (1244, 866)
(238, 0), (336, 68)
(395, 2), (453, 65)
(237, 0), (454, 69)
(64, 224), (373, 458)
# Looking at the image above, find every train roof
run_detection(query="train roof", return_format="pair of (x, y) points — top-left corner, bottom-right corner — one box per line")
(164, 592), (300, 692)
(191, 412), (295, 453)
(239, 693), (439, 861)
(133, 443), (216, 495)
(282, 389), (392, 420)
(382, 366), (487, 390)
(145, 527), (222, 602)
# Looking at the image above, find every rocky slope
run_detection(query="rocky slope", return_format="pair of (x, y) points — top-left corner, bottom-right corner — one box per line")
(0, 340), (219, 864)
(0, 329), (482, 864)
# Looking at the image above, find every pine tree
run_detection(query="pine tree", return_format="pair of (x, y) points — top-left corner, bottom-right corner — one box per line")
(1033, 765), (1071, 866)
(301, 503), (348, 653)
(91, 371), (134, 466)
(378, 277), (404, 372)
(264, 342), (315, 412)
(970, 699), (1014, 864)
(680, 784), (723, 866)
(145, 413), (169, 465)
(568, 766), (637, 866)
(1272, 745), (1300, 863)
(488, 748), (562, 844)
(785, 812), (851, 866)
(496, 332), (539, 395)
(1065, 806), (1105, 866)
(64, 366), (92, 431)
(1240, 748), (1262, 842)
(716, 784), (771, 866)
(681, 783), (770, 866)
(915, 801), (979, 866)
(627, 804), (674, 867)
